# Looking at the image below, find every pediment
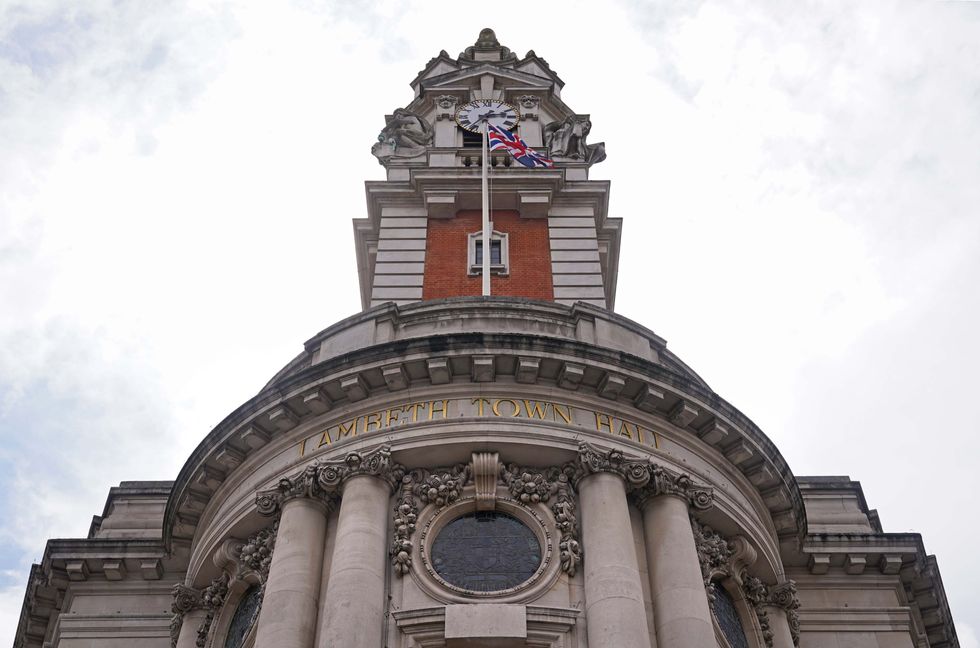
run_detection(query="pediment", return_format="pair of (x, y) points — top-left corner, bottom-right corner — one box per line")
(421, 64), (556, 92)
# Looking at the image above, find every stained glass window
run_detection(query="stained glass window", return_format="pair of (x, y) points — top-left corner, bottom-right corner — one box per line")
(431, 511), (541, 592)
(710, 582), (749, 648)
(224, 586), (262, 648)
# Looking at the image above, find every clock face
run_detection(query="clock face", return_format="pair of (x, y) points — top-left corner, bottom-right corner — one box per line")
(455, 99), (520, 133)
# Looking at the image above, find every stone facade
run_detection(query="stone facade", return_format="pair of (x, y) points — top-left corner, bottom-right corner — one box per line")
(15, 28), (958, 648)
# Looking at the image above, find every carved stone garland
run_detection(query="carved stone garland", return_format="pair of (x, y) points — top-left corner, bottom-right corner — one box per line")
(391, 463), (471, 576)
(691, 519), (801, 648)
(196, 573), (229, 648)
(501, 462), (582, 576)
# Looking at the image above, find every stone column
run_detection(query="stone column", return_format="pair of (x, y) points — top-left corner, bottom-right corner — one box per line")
(253, 496), (329, 648)
(574, 444), (652, 648)
(251, 462), (334, 648)
(173, 607), (207, 648)
(316, 448), (402, 648)
(642, 494), (715, 648)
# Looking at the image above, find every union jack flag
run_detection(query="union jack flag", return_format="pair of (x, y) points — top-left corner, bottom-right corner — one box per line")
(487, 123), (554, 168)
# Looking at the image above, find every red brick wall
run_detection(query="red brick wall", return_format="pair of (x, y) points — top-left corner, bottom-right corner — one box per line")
(422, 210), (554, 301)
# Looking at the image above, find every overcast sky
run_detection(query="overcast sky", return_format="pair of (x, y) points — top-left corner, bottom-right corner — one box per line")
(1, 0), (978, 644)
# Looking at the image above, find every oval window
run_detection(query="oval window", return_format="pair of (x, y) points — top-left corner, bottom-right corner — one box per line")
(430, 511), (541, 593)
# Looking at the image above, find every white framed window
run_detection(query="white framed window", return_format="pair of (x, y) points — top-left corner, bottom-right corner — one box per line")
(467, 228), (509, 276)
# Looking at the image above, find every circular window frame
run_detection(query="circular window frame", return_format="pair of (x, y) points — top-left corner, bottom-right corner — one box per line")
(413, 495), (558, 603)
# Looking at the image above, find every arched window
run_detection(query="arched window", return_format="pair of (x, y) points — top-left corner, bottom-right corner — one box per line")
(710, 582), (750, 648)
(223, 586), (262, 648)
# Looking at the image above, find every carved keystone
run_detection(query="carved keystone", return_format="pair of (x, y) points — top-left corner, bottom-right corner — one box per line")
(472, 452), (500, 511)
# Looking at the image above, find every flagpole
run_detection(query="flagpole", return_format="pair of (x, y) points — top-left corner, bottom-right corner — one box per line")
(481, 118), (490, 296)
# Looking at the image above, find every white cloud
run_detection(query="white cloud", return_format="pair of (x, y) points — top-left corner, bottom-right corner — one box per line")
(1, 0), (978, 644)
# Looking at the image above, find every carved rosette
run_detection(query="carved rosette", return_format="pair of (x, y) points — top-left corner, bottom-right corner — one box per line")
(256, 446), (404, 516)
(500, 462), (582, 576)
(390, 463), (471, 576)
(169, 584), (201, 648)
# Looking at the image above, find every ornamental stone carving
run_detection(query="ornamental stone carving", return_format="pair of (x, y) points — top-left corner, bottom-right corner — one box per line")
(501, 462), (582, 576)
(543, 115), (606, 165)
(169, 584), (201, 648)
(768, 581), (801, 647)
(371, 108), (434, 162)
(743, 574), (776, 648)
(692, 520), (734, 591)
(390, 463), (471, 576)
(576, 442), (714, 512)
(518, 95), (540, 109)
(237, 521), (277, 582)
(196, 573), (230, 648)
(436, 95), (458, 109)
(256, 446), (404, 516)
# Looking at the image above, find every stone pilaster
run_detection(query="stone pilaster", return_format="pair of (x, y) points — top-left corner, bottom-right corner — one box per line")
(573, 443), (652, 648)
(170, 584), (202, 648)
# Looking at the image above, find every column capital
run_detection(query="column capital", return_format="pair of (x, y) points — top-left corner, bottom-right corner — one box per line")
(256, 445), (405, 516)
(574, 442), (713, 510)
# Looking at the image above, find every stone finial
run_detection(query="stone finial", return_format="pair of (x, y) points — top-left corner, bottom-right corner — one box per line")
(256, 446), (405, 516)
(460, 27), (515, 62)
(475, 28), (500, 47)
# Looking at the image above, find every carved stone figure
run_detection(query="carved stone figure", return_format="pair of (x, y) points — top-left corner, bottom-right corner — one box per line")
(371, 108), (434, 163)
(436, 95), (458, 110)
(543, 115), (606, 164)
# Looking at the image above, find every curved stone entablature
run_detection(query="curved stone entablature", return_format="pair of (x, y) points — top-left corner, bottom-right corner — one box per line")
(164, 298), (806, 580)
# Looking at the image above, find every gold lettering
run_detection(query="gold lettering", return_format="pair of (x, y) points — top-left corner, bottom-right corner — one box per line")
(429, 399), (449, 420)
(317, 430), (332, 447)
(472, 397), (491, 416)
(552, 403), (572, 424)
(523, 400), (548, 419)
(595, 411), (614, 434)
(385, 407), (401, 427)
(299, 437), (307, 457)
(617, 420), (635, 440)
(492, 398), (521, 417)
(404, 401), (425, 423)
(337, 419), (357, 439)
(363, 411), (382, 433)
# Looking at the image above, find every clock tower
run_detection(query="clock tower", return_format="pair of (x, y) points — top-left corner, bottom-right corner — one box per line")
(358, 28), (619, 309)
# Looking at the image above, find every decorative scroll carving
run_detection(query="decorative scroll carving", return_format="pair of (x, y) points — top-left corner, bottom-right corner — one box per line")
(692, 518), (800, 648)
(389, 463), (471, 576)
(196, 573), (230, 648)
(256, 446), (404, 516)
(238, 521), (278, 583)
(501, 462), (582, 576)
(436, 95), (458, 109)
(543, 115), (606, 165)
(768, 581), (801, 647)
(169, 584), (201, 648)
(578, 441), (714, 512)
(518, 95), (540, 109)
(472, 452), (499, 511)
(371, 108), (434, 162)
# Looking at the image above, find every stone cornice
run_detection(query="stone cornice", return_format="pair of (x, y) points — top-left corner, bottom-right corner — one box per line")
(164, 299), (805, 560)
(255, 446), (404, 517)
